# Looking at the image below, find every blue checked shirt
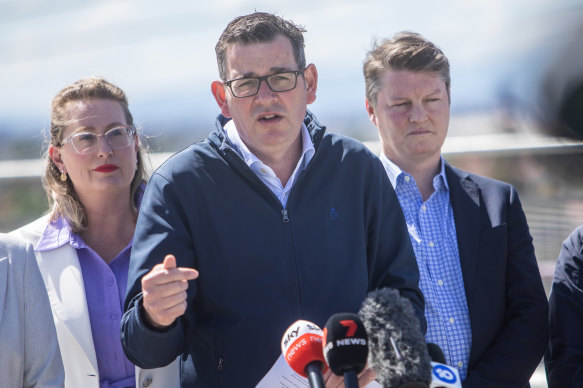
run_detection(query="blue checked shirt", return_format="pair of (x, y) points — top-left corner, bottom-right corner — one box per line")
(381, 154), (472, 379)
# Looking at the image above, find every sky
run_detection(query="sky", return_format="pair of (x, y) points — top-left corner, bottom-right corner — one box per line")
(1, 0), (581, 144)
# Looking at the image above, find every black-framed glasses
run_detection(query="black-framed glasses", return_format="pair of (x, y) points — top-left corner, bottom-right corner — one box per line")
(224, 70), (304, 98)
(61, 125), (136, 154)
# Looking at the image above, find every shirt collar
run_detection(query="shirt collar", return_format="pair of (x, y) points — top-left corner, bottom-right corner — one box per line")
(224, 119), (315, 170)
(36, 216), (74, 251)
(36, 183), (145, 252)
(297, 124), (315, 170)
(36, 215), (131, 258)
(380, 153), (449, 192)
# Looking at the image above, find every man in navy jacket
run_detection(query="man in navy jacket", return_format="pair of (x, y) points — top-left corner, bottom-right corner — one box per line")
(363, 32), (548, 387)
(545, 225), (583, 387)
(122, 13), (425, 387)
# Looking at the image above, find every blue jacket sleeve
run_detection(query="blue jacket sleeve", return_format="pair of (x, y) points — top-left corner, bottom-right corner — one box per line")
(545, 225), (583, 388)
(121, 171), (197, 368)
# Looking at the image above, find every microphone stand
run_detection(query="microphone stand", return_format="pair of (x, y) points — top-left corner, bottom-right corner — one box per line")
(343, 370), (358, 388)
(305, 362), (325, 388)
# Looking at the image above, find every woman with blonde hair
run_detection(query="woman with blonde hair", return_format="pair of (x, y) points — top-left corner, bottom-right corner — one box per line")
(13, 77), (178, 388)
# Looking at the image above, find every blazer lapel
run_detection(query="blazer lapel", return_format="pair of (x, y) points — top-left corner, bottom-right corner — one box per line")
(446, 164), (480, 303)
(35, 244), (98, 373)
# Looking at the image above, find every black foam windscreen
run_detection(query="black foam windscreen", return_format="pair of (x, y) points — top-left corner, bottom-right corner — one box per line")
(322, 312), (369, 376)
(427, 343), (447, 364)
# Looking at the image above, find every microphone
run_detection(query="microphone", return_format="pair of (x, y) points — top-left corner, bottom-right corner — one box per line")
(359, 288), (431, 388)
(427, 343), (447, 364)
(281, 320), (326, 388)
(426, 343), (462, 388)
(322, 312), (368, 388)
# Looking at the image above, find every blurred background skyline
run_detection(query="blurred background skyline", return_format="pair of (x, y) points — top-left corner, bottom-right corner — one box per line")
(1, 0), (582, 155)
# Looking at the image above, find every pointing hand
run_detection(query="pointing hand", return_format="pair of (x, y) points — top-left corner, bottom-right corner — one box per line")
(141, 254), (198, 328)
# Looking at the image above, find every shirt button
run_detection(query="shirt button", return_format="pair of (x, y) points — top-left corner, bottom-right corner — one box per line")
(429, 241), (435, 247)
(457, 361), (463, 368)
(260, 168), (267, 174)
(111, 313), (119, 320)
(449, 317), (455, 324)
(142, 377), (153, 387)
(437, 280), (443, 286)
(421, 205), (427, 211)
(106, 279), (114, 287)
(404, 176), (411, 182)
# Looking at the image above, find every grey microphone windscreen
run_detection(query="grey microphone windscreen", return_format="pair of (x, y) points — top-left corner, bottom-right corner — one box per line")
(359, 288), (431, 387)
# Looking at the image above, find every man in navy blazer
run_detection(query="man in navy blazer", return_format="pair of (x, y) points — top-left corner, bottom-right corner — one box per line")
(362, 31), (549, 387)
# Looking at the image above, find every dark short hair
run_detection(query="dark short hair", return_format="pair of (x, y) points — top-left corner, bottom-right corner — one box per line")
(363, 31), (451, 105)
(215, 12), (306, 80)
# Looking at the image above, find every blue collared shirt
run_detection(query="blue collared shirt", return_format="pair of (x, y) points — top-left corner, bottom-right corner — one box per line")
(381, 154), (472, 379)
(224, 120), (315, 208)
(36, 217), (135, 388)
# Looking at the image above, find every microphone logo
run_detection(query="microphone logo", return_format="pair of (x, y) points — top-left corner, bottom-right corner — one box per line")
(432, 364), (459, 384)
(339, 320), (358, 337)
(282, 321), (321, 348)
(281, 320), (327, 378)
(322, 313), (369, 377)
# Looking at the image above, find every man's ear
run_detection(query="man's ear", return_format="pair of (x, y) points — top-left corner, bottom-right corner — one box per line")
(49, 144), (65, 172)
(211, 81), (232, 118)
(303, 64), (318, 105)
(365, 99), (378, 127)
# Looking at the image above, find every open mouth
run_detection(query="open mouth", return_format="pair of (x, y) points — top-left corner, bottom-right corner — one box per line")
(258, 114), (281, 122)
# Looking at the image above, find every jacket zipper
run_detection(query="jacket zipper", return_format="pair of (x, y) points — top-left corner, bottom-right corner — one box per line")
(281, 209), (289, 222)
(218, 120), (322, 225)
(220, 136), (322, 316)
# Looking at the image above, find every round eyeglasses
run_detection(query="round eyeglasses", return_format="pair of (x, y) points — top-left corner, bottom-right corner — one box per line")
(224, 70), (304, 98)
(61, 125), (136, 154)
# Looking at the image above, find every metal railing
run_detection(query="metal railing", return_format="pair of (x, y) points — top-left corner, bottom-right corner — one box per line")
(2, 133), (582, 180)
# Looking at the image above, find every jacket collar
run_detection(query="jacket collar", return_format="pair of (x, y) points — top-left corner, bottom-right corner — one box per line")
(34, 243), (98, 374)
(208, 109), (327, 152)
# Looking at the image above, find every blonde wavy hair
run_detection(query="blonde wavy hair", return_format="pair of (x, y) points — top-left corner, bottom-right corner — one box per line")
(43, 77), (148, 233)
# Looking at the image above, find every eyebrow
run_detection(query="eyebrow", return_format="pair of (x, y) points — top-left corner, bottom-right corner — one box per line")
(239, 67), (291, 78)
(425, 88), (443, 97)
(389, 88), (444, 101)
(71, 123), (127, 133)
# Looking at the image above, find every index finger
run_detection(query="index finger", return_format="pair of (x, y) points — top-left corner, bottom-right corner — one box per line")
(146, 265), (198, 285)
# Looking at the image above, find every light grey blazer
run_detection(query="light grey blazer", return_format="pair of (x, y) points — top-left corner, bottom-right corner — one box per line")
(0, 233), (64, 388)
(12, 216), (179, 388)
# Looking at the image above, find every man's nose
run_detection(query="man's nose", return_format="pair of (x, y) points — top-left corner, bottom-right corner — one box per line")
(255, 78), (277, 101)
(409, 103), (428, 123)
